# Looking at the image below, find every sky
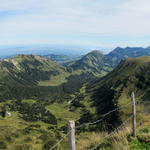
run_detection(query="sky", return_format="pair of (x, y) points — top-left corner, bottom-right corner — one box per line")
(0, 0), (150, 51)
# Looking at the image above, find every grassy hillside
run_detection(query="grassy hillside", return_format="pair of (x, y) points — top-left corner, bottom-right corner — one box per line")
(82, 56), (150, 129)
(88, 56), (150, 98)
(66, 50), (113, 77)
(74, 56), (150, 149)
(0, 55), (72, 101)
(4, 54), (67, 85)
(0, 54), (68, 88)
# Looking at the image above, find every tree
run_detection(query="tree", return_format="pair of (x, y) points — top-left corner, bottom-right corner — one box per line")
(1, 105), (6, 118)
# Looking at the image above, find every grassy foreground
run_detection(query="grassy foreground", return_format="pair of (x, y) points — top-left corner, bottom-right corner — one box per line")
(76, 113), (150, 150)
(0, 104), (150, 150)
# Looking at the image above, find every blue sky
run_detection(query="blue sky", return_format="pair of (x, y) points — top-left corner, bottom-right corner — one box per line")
(0, 0), (150, 50)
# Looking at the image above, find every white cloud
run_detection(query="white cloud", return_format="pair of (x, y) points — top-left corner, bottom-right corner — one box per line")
(0, 0), (150, 46)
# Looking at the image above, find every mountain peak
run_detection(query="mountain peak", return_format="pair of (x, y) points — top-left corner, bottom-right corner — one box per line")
(84, 50), (104, 58)
(66, 49), (113, 75)
(88, 50), (103, 54)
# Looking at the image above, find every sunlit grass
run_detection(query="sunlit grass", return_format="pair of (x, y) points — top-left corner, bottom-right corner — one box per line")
(46, 102), (81, 127)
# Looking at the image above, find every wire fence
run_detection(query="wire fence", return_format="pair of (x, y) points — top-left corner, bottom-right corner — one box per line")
(49, 131), (71, 150)
(90, 115), (133, 150)
(137, 101), (150, 104)
(75, 102), (131, 129)
(49, 102), (132, 150)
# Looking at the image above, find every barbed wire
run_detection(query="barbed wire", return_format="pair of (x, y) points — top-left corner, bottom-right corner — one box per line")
(49, 102), (131, 150)
(49, 130), (71, 150)
(75, 102), (132, 129)
(136, 101), (150, 104)
(91, 115), (133, 150)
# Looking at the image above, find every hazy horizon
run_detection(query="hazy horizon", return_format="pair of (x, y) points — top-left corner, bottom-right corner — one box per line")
(0, 43), (150, 59)
(0, 0), (150, 51)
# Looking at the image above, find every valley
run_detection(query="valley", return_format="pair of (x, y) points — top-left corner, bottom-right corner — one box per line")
(0, 47), (150, 150)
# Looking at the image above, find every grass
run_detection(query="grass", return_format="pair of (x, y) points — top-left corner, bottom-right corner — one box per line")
(38, 69), (83, 87)
(38, 72), (69, 86)
(129, 125), (150, 150)
(0, 98), (150, 150)
(0, 98), (84, 150)
(0, 110), (58, 150)
(38, 65), (108, 87)
(22, 99), (36, 104)
(46, 102), (81, 127)
(76, 122), (150, 150)
(76, 132), (108, 150)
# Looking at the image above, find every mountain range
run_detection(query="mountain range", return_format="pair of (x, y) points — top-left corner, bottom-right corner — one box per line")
(0, 51), (112, 101)
(107, 46), (150, 66)
(1, 46), (150, 100)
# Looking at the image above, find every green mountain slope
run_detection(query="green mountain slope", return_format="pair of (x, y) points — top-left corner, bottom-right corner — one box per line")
(67, 50), (113, 77)
(88, 56), (150, 96)
(85, 56), (150, 127)
(0, 54), (66, 85)
(0, 55), (71, 100)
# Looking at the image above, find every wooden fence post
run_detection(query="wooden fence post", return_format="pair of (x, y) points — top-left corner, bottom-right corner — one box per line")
(68, 120), (76, 150)
(131, 92), (136, 137)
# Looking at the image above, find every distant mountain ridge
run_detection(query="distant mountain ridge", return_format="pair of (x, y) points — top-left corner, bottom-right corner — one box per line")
(39, 46), (150, 68)
(107, 46), (150, 66)
(1, 45), (150, 67)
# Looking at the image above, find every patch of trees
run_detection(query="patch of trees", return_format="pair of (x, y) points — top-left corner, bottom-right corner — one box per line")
(0, 105), (6, 118)
(62, 72), (94, 94)
(8, 100), (57, 125)
(0, 72), (95, 104)
(91, 85), (122, 131)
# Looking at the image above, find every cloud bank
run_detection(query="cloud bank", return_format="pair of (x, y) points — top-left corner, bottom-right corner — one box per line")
(0, 0), (150, 48)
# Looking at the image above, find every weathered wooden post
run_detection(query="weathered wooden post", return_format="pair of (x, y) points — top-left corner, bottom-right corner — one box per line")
(68, 120), (76, 150)
(131, 92), (136, 137)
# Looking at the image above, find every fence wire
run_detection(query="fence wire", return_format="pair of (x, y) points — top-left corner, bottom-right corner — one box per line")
(49, 130), (71, 150)
(91, 115), (133, 150)
(75, 102), (131, 129)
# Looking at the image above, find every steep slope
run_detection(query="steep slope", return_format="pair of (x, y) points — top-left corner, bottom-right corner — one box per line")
(67, 50), (113, 77)
(89, 56), (150, 93)
(84, 56), (150, 129)
(107, 46), (150, 66)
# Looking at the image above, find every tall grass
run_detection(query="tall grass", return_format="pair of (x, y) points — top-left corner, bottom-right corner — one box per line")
(76, 113), (150, 150)
(76, 124), (132, 150)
